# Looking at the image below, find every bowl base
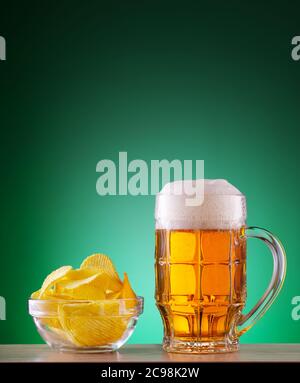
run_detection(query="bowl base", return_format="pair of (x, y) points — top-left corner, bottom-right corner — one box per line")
(52, 345), (118, 354)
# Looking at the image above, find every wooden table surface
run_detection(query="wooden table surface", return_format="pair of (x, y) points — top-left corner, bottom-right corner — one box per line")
(0, 344), (299, 363)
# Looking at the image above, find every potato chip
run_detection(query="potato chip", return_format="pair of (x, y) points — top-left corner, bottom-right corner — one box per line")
(49, 326), (75, 345)
(61, 268), (97, 281)
(31, 289), (41, 299)
(120, 272), (138, 309)
(121, 273), (137, 299)
(80, 253), (120, 281)
(105, 290), (122, 299)
(39, 265), (72, 298)
(56, 269), (121, 299)
(55, 273), (107, 300)
(58, 302), (127, 347)
(40, 317), (62, 330)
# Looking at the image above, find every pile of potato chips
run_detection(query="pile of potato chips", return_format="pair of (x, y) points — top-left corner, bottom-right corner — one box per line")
(31, 254), (138, 347)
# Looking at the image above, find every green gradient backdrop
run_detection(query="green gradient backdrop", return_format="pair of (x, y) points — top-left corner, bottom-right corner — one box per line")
(0, 0), (299, 344)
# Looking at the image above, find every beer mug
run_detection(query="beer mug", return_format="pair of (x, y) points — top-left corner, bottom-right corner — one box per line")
(155, 180), (286, 353)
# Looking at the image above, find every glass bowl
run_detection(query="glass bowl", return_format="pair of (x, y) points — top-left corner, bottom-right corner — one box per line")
(29, 297), (143, 353)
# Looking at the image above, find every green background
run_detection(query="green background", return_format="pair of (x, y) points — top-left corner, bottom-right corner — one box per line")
(0, 0), (299, 344)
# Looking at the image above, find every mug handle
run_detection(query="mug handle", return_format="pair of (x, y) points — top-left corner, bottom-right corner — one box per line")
(237, 226), (287, 335)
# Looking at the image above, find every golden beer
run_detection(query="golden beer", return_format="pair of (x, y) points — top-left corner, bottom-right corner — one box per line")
(155, 228), (246, 352)
(155, 179), (286, 353)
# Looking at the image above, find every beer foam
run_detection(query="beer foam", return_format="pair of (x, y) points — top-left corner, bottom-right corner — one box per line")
(155, 179), (246, 230)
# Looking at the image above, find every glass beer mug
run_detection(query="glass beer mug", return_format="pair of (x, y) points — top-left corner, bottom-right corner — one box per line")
(155, 180), (286, 353)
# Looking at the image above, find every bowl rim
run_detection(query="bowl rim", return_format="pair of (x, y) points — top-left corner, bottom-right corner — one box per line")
(28, 296), (144, 304)
(28, 296), (144, 317)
